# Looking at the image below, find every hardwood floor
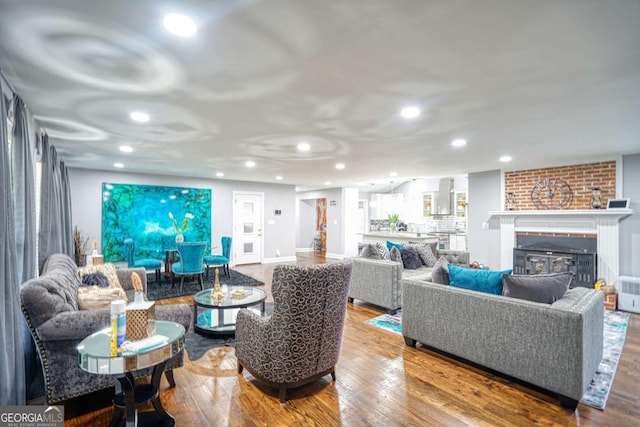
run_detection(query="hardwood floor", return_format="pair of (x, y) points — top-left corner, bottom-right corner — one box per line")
(67, 252), (640, 426)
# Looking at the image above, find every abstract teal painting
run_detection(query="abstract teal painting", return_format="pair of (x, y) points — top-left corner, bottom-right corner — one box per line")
(102, 183), (211, 262)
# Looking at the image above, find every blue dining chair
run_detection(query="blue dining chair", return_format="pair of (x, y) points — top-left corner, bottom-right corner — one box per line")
(171, 241), (207, 293)
(123, 239), (163, 283)
(204, 237), (232, 279)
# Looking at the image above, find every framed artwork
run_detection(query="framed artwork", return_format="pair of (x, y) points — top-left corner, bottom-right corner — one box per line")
(101, 183), (211, 262)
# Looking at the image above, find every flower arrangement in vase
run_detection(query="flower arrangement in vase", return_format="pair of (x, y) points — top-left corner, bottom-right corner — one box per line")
(388, 213), (400, 233)
(169, 212), (194, 242)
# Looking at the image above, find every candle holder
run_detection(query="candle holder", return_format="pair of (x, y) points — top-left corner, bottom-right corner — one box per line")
(591, 187), (603, 209)
(506, 192), (516, 211)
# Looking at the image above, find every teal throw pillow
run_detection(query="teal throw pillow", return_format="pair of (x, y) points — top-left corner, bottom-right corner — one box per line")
(448, 264), (512, 295)
(386, 240), (403, 251)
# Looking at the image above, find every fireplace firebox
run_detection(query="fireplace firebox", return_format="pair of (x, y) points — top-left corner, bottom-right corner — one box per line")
(513, 248), (596, 288)
(513, 233), (597, 288)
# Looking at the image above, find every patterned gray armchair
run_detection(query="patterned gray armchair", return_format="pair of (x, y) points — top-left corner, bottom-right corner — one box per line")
(20, 253), (192, 404)
(235, 262), (353, 402)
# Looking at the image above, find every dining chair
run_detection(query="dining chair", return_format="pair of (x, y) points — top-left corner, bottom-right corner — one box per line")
(123, 239), (163, 283)
(204, 236), (232, 278)
(235, 262), (353, 402)
(171, 241), (207, 293)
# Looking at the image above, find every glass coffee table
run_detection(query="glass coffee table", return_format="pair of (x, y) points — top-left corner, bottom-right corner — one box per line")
(193, 286), (267, 336)
(78, 321), (185, 427)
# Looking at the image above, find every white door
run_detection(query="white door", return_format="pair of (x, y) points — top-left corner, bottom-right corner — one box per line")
(233, 192), (264, 265)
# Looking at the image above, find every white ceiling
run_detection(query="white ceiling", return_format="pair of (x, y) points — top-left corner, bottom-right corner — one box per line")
(0, 0), (638, 191)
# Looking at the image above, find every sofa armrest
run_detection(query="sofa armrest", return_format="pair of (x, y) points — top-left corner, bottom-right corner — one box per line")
(37, 310), (111, 341)
(36, 303), (192, 342)
(349, 257), (402, 310)
(436, 250), (469, 266)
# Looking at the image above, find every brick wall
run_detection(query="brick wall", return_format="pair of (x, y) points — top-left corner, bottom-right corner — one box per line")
(504, 161), (616, 210)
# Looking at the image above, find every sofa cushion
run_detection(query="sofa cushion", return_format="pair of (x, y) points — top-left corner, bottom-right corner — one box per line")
(431, 256), (450, 285)
(502, 273), (572, 304)
(375, 242), (391, 260)
(449, 264), (512, 295)
(80, 271), (110, 288)
(359, 243), (382, 260)
(77, 286), (127, 310)
(408, 242), (437, 267)
(77, 263), (126, 296)
(389, 246), (403, 265)
(400, 246), (422, 269)
(386, 240), (403, 251)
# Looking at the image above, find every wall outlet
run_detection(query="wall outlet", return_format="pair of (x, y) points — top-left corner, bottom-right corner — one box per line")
(482, 222), (489, 230)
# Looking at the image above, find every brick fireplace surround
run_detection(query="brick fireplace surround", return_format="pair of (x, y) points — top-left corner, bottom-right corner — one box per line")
(492, 161), (632, 286)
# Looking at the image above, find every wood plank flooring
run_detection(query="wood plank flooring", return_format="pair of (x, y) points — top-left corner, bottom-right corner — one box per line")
(67, 252), (640, 426)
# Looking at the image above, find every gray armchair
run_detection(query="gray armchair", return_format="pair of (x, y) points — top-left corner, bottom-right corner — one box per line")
(235, 262), (353, 402)
(20, 253), (192, 404)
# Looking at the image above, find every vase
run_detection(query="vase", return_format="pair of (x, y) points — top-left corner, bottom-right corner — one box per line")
(390, 222), (397, 233)
(175, 233), (184, 243)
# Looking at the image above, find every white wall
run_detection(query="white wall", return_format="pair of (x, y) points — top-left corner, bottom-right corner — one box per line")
(297, 199), (316, 249)
(69, 168), (297, 261)
(621, 153), (640, 277)
(467, 170), (502, 269)
(342, 188), (360, 257)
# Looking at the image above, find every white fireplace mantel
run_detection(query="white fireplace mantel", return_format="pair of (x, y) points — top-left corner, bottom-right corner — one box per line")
(488, 209), (633, 285)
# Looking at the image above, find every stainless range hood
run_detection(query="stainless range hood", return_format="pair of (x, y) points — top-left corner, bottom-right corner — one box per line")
(434, 178), (454, 216)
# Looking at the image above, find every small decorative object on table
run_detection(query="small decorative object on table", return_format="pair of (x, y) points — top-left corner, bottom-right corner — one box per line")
(210, 268), (225, 304)
(388, 213), (399, 233)
(126, 272), (156, 340)
(169, 211), (194, 243)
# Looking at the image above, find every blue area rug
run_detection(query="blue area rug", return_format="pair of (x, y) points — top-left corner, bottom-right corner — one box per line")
(366, 309), (630, 410)
(580, 310), (630, 409)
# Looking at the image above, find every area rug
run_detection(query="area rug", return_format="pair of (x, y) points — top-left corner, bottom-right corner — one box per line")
(366, 309), (630, 410)
(146, 269), (263, 300)
(580, 310), (630, 409)
(184, 303), (273, 360)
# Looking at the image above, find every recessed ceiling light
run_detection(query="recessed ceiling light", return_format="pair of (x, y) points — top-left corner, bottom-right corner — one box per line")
(245, 160), (256, 168)
(335, 163), (345, 170)
(390, 172), (398, 177)
(275, 176), (283, 181)
(163, 13), (197, 37)
(130, 111), (149, 123)
(451, 139), (467, 147)
(499, 155), (512, 162)
(119, 145), (133, 153)
(400, 106), (421, 119)
(215, 172), (224, 177)
(297, 142), (311, 152)
(325, 181), (331, 185)
(113, 163), (124, 168)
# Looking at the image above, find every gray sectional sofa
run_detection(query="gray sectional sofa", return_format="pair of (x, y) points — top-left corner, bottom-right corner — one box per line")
(402, 275), (604, 409)
(20, 253), (192, 404)
(348, 249), (469, 313)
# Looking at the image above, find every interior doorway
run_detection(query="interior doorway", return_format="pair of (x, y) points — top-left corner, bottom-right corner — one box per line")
(233, 191), (264, 265)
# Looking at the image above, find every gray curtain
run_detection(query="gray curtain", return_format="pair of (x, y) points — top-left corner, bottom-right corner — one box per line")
(0, 76), (26, 405)
(12, 94), (39, 400)
(38, 133), (73, 269)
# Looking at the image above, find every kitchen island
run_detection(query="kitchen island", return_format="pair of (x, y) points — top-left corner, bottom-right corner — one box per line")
(358, 232), (439, 245)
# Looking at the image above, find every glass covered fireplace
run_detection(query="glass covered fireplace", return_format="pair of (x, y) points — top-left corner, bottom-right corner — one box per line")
(512, 232), (597, 288)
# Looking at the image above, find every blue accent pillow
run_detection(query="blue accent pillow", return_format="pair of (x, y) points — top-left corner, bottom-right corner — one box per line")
(386, 240), (403, 251)
(448, 264), (512, 295)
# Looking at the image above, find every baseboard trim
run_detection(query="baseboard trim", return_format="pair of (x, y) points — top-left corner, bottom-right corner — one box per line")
(296, 248), (314, 253)
(325, 253), (345, 260)
(262, 256), (297, 264)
